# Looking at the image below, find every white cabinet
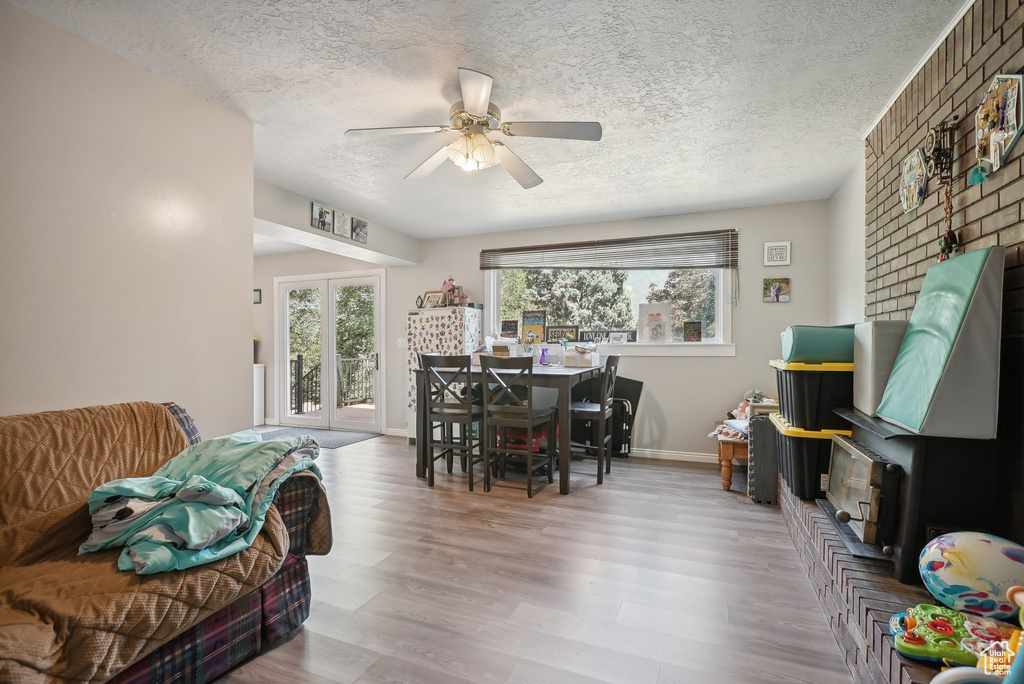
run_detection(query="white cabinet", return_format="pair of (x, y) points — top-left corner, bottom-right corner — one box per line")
(253, 364), (265, 426)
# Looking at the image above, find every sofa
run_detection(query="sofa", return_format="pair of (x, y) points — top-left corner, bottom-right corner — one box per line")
(0, 401), (332, 683)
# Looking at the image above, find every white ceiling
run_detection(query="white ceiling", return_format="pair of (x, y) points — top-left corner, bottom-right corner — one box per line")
(15, 0), (965, 238)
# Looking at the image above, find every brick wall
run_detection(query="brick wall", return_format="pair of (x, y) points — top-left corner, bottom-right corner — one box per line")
(865, 0), (1024, 539)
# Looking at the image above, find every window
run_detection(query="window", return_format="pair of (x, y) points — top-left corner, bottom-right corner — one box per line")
(482, 230), (737, 354)
(499, 268), (721, 342)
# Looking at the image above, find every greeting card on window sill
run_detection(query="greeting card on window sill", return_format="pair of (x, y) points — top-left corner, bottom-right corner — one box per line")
(638, 303), (670, 343)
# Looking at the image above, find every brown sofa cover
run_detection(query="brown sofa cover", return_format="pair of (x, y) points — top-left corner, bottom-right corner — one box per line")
(0, 402), (327, 682)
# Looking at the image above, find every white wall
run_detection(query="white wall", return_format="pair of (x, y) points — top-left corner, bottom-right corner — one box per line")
(385, 200), (832, 457)
(253, 250), (375, 423)
(0, 2), (254, 438)
(827, 163), (868, 324)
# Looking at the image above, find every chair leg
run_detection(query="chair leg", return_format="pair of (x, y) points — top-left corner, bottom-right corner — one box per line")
(446, 424), (454, 474)
(467, 424), (475, 492)
(547, 415), (555, 484)
(460, 426), (468, 473)
(483, 424), (491, 493)
(427, 438), (435, 488)
(596, 413), (605, 485)
(526, 426), (534, 498)
(606, 418), (613, 474)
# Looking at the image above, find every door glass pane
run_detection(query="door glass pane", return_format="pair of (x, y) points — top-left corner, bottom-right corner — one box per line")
(334, 284), (375, 425)
(286, 287), (322, 419)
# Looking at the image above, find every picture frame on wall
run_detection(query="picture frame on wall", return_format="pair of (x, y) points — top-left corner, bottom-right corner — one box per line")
(351, 217), (369, 243)
(522, 310), (546, 341)
(638, 303), (671, 343)
(763, 278), (791, 303)
(763, 241), (791, 266)
(333, 212), (351, 238)
(253, 289), (262, 304)
(311, 202), (333, 232)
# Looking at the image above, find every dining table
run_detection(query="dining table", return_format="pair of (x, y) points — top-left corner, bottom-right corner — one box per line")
(413, 362), (602, 494)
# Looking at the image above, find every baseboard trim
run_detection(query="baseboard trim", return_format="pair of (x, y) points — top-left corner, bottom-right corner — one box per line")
(383, 427), (409, 437)
(264, 418), (280, 426)
(630, 448), (718, 464)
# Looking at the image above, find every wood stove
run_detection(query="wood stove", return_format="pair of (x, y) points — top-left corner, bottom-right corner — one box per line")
(826, 407), (1002, 583)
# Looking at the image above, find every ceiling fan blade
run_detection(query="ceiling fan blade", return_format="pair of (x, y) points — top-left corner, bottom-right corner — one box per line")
(404, 139), (458, 180)
(346, 125), (450, 137)
(458, 67), (493, 118)
(493, 144), (542, 189)
(501, 121), (603, 141)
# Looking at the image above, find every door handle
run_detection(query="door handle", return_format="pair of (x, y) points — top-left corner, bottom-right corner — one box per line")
(374, 353), (380, 371)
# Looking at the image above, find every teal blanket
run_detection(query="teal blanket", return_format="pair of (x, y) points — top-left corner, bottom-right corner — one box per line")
(79, 430), (320, 574)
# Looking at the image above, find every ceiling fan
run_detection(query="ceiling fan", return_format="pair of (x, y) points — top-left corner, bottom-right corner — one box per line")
(345, 67), (602, 189)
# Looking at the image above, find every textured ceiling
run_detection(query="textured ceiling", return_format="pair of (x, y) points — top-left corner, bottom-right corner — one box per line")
(14, 0), (965, 238)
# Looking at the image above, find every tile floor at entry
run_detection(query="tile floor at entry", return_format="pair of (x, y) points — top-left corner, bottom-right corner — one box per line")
(222, 436), (851, 684)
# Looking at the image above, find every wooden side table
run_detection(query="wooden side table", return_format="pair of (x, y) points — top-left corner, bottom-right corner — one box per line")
(717, 436), (749, 491)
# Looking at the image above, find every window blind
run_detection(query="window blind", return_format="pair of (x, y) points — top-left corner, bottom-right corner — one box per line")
(479, 229), (738, 270)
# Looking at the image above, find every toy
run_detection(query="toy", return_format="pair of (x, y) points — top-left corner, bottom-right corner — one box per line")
(889, 604), (1016, 667)
(929, 586), (1024, 683)
(920, 532), (1024, 619)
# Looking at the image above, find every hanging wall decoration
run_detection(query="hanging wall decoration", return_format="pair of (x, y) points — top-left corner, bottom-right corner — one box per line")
(970, 74), (1023, 185)
(898, 148), (928, 214)
(925, 114), (960, 262)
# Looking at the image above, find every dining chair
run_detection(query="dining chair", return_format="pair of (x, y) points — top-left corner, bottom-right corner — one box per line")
(569, 355), (620, 484)
(421, 353), (484, 490)
(480, 355), (557, 498)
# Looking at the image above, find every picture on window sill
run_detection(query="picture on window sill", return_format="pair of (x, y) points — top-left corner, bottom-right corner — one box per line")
(522, 310), (546, 342)
(763, 278), (791, 303)
(638, 303), (670, 343)
(500, 320), (519, 339)
(683, 321), (702, 342)
(608, 332), (629, 344)
(546, 325), (579, 344)
(311, 201), (333, 232)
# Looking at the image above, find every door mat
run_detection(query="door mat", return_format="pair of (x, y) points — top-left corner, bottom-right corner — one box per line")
(261, 427), (381, 449)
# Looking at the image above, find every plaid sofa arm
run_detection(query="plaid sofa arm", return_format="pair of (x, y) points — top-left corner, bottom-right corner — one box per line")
(270, 473), (331, 558)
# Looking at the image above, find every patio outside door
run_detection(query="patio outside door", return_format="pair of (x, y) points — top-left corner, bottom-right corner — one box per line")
(279, 274), (382, 434)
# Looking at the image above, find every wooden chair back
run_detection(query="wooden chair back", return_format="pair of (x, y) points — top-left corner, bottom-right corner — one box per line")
(599, 355), (620, 411)
(420, 353), (473, 413)
(479, 355), (536, 425)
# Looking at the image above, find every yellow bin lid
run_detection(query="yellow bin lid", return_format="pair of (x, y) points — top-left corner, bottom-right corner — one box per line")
(769, 359), (854, 372)
(769, 411), (851, 439)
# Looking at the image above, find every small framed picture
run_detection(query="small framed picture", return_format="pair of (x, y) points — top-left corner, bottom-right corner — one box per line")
(579, 330), (608, 343)
(683, 321), (702, 342)
(763, 278), (791, 303)
(522, 310), (547, 342)
(638, 303), (671, 343)
(764, 241), (791, 266)
(422, 290), (445, 308)
(333, 212), (350, 238)
(311, 202), (333, 232)
(546, 325), (579, 343)
(500, 320), (519, 338)
(608, 332), (629, 344)
(351, 217), (369, 243)
(253, 288), (262, 304)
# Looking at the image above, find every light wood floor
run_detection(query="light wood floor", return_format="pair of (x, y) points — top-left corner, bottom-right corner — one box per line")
(221, 437), (852, 684)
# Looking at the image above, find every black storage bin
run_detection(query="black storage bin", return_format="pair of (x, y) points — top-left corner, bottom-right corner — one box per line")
(770, 412), (848, 500)
(770, 360), (853, 431)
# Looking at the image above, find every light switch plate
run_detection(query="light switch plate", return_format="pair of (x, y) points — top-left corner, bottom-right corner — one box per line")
(397, 338), (408, 349)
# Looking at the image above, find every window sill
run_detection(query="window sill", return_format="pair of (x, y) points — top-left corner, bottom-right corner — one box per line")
(595, 342), (736, 357)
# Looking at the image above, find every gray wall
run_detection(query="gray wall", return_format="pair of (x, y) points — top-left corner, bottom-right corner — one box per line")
(386, 200), (831, 457)
(827, 163), (868, 325)
(0, 2), (254, 438)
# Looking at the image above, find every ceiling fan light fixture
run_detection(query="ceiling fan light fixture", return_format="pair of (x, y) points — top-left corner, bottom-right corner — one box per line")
(447, 132), (499, 172)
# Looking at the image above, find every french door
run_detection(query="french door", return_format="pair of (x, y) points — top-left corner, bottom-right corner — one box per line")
(278, 273), (383, 433)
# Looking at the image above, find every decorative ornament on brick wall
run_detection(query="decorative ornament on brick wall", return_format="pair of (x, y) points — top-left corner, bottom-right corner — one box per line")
(925, 114), (960, 262)
(898, 148), (928, 214)
(969, 74), (1023, 186)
